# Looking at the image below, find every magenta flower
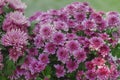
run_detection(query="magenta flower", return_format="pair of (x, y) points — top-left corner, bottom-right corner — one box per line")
(52, 32), (66, 45)
(75, 12), (86, 22)
(27, 48), (38, 56)
(97, 66), (110, 80)
(66, 40), (80, 52)
(38, 53), (49, 64)
(0, 0), (5, 7)
(6, 0), (27, 11)
(1, 29), (28, 47)
(76, 71), (84, 80)
(35, 62), (46, 73)
(97, 20), (107, 30)
(66, 60), (78, 73)
(73, 49), (86, 64)
(9, 48), (22, 62)
(2, 11), (30, 31)
(90, 13), (103, 23)
(92, 57), (106, 66)
(39, 25), (53, 39)
(44, 42), (56, 54)
(98, 44), (110, 57)
(83, 19), (96, 30)
(21, 56), (36, 70)
(89, 37), (104, 50)
(86, 70), (96, 80)
(34, 34), (44, 48)
(54, 21), (68, 31)
(66, 33), (77, 40)
(57, 48), (69, 63)
(107, 14), (120, 27)
(54, 64), (65, 78)
(85, 61), (95, 70)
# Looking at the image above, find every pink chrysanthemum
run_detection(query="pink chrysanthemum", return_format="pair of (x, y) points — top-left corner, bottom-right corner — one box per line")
(27, 48), (38, 56)
(74, 12), (86, 22)
(44, 42), (56, 54)
(54, 64), (65, 78)
(66, 40), (80, 52)
(90, 37), (104, 50)
(85, 61), (95, 70)
(76, 71), (84, 80)
(86, 70), (96, 80)
(6, 0), (27, 11)
(73, 49), (86, 64)
(54, 21), (68, 31)
(0, 0), (5, 7)
(98, 44), (110, 57)
(38, 53), (49, 64)
(107, 14), (120, 27)
(39, 25), (53, 39)
(52, 32), (66, 45)
(97, 66), (110, 80)
(66, 33), (77, 40)
(83, 19), (96, 30)
(9, 48), (22, 62)
(1, 29), (28, 48)
(2, 11), (30, 31)
(57, 48), (69, 63)
(92, 57), (106, 66)
(34, 34), (44, 48)
(66, 60), (78, 73)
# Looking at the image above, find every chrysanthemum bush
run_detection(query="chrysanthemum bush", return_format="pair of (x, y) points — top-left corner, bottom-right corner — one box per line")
(0, 0), (120, 80)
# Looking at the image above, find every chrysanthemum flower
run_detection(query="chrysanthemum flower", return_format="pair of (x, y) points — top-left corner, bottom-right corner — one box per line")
(6, 0), (27, 11)
(54, 64), (65, 78)
(44, 42), (56, 54)
(89, 37), (104, 50)
(66, 40), (80, 52)
(1, 29), (28, 48)
(73, 49), (86, 64)
(2, 11), (30, 31)
(38, 53), (49, 64)
(66, 60), (78, 73)
(57, 48), (69, 64)
(52, 32), (66, 45)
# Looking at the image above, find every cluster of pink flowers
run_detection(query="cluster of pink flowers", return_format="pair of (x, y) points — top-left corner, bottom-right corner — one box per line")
(0, 0), (29, 64)
(0, 1), (120, 80)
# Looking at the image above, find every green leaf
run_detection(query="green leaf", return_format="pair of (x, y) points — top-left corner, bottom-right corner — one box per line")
(36, 77), (43, 80)
(111, 43), (120, 58)
(3, 59), (16, 76)
(28, 21), (37, 35)
(0, 76), (8, 80)
(43, 65), (52, 78)
(76, 30), (85, 36)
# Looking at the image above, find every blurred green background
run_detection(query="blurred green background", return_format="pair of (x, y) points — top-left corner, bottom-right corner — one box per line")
(22, 0), (120, 17)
